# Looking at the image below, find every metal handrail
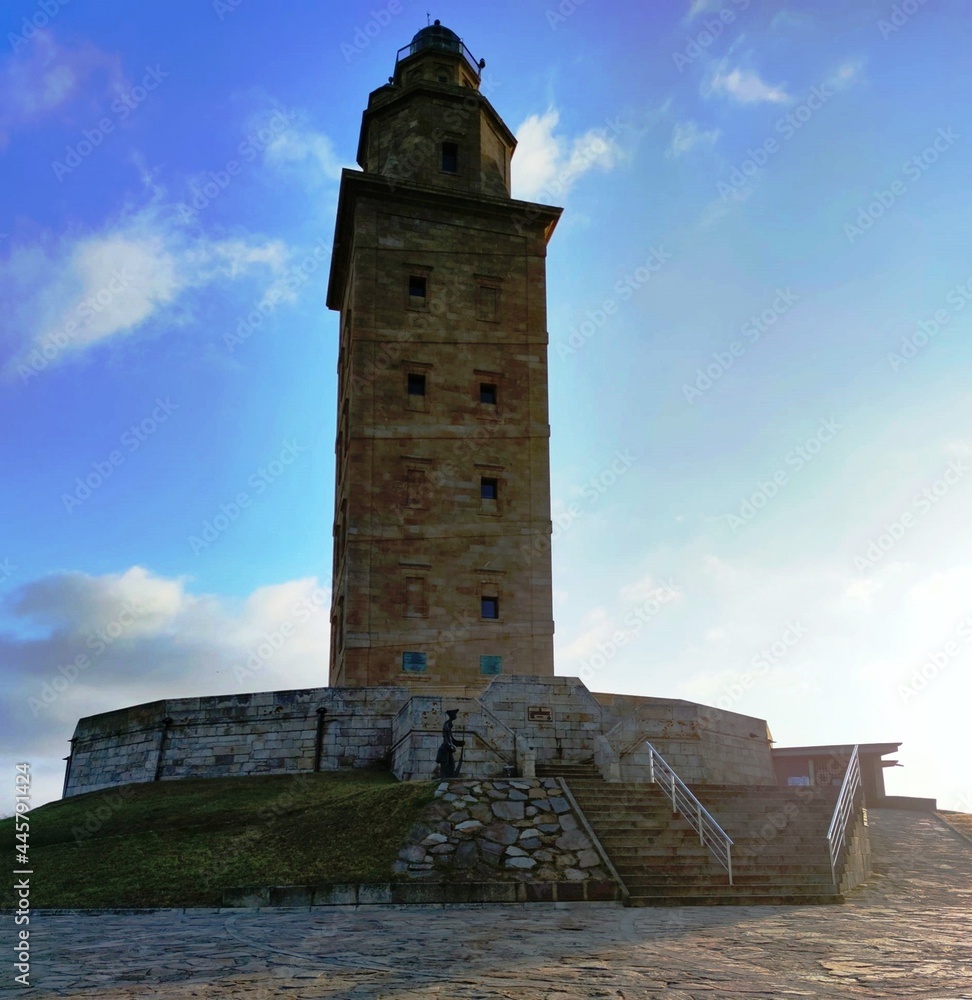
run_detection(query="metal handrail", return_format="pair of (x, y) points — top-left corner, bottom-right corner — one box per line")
(646, 742), (733, 884)
(826, 744), (862, 887)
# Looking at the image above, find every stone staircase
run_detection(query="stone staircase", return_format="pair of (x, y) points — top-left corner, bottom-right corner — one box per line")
(565, 777), (844, 906)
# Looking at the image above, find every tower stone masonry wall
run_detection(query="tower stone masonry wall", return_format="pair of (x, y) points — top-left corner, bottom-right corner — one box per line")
(327, 32), (561, 690)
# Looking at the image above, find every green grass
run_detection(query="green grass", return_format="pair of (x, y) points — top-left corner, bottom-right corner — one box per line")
(1, 771), (437, 908)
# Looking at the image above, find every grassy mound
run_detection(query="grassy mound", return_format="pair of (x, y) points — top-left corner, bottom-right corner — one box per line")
(2, 771), (436, 908)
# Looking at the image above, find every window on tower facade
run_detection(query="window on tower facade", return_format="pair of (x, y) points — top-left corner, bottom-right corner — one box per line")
(477, 284), (499, 322)
(480, 476), (498, 500)
(481, 595), (499, 619)
(404, 576), (428, 618)
(402, 651), (428, 673)
(480, 382), (497, 405)
(405, 367), (431, 412)
(408, 275), (427, 308)
(406, 468), (428, 508)
(441, 142), (459, 173)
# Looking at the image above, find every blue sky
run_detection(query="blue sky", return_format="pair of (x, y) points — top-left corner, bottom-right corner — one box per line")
(1, 0), (970, 811)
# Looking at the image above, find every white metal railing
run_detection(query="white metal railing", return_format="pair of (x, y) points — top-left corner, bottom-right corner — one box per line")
(826, 744), (862, 887)
(646, 742), (733, 884)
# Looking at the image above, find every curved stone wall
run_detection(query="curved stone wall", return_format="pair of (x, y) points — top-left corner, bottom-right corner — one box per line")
(64, 676), (777, 797)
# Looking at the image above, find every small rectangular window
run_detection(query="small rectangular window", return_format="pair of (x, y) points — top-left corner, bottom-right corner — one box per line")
(402, 651), (427, 673)
(480, 476), (498, 500)
(481, 596), (499, 619)
(405, 576), (428, 617)
(478, 285), (498, 322)
(407, 372), (426, 396)
(441, 142), (459, 173)
(480, 382), (497, 405)
(408, 275), (427, 300)
(406, 468), (427, 508)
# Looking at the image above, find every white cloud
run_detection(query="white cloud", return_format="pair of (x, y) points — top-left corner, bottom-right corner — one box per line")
(0, 200), (291, 374)
(0, 31), (125, 146)
(686, 0), (721, 19)
(512, 107), (622, 202)
(619, 574), (683, 607)
(559, 607), (615, 662)
(902, 566), (972, 636)
(843, 561), (906, 604)
(824, 59), (865, 93)
(264, 125), (346, 182)
(666, 120), (721, 159)
(1, 568), (330, 806)
(705, 64), (790, 104)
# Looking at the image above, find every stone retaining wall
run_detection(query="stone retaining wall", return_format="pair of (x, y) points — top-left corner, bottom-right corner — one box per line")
(395, 778), (613, 883)
(65, 688), (408, 797)
(222, 879), (619, 907)
(64, 676), (777, 797)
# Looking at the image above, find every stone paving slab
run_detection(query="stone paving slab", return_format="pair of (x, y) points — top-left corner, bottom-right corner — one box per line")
(3, 810), (970, 999)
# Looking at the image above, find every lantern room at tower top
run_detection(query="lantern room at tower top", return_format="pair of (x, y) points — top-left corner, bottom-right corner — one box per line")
(394, 19), (485, 84)
(350, 19), (518, 202)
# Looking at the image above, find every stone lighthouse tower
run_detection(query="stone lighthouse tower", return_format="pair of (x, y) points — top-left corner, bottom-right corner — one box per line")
(326, 21), (562, 689)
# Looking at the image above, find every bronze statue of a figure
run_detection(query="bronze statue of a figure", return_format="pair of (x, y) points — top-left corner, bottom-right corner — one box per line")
(435, 708), (465, 778)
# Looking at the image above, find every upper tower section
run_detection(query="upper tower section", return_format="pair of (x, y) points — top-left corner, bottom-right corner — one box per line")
(356, 20), (515, 199)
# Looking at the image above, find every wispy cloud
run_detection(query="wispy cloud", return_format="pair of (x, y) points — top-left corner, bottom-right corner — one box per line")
(1, 199), (291, 376)
(0, 31), (125, 147)
(824, 58), (865, 92)
(686, 0), (721, 20)
(263, 122), (347, 182)
(705, 63), (790, 104)
(666, 120), (721, 159)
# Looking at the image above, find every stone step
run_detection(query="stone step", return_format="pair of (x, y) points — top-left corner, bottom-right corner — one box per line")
(572, 796), (832, 816)
(623, 871), (834, 887)
(584, 818), (694, 830)
(586, 832), (830, 852)
(613, 860), (833, 876)
(611, 854), (830, 878)
(572, 794), (833, 815)
(627, 889), (842, 906)
(603, 818), (827, 834)
(607, 846), (736, 860)
(574, 778), (836, 810)
(536, 770), (600, 780)
(628, 875), (837, 897)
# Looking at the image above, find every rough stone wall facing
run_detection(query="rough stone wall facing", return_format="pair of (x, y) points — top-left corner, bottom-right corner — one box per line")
(65, 677), (777, 797)
(595, 691), (777, 785)
(329, 184), (558, 689)
(66, 687), (408, 797)
(395, 778), (613, 884)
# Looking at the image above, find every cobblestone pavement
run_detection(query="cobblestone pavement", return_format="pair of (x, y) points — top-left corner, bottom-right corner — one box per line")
(4, 809), (971, 999)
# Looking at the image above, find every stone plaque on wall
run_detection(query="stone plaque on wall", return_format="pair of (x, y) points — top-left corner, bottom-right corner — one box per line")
(480, 655), (503, 675)
(527, 705), (552, 722)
